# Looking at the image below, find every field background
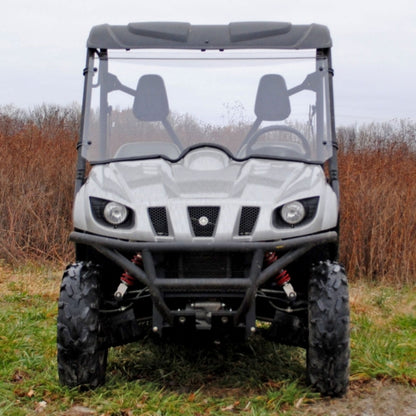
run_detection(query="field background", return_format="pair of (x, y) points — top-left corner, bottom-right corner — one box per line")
(0, 105), (416, 415)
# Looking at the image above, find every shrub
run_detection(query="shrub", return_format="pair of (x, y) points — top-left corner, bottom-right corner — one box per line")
(1, 105), (415, 283)
(0, 104), (78, 264)
(338, 120), (416, 283)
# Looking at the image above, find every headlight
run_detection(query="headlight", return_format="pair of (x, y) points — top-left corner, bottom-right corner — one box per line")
(104, 202), (128, 225)
(274, 197), (319, 228)
(280, 201), (306, 225)
(90, 197), (132, 228)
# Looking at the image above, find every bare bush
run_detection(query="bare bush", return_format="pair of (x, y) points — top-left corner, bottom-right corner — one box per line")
(339, 120), (416, 284)
(0, 104), (78, 264)
(1, 106), (415, 283)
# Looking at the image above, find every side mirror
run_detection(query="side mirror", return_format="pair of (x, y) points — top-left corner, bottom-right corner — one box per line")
(255, 74), (291, 121)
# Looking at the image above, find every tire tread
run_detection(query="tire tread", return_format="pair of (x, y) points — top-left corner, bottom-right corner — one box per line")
(307, 260), (350, 397)
(57, 261), (107, 388)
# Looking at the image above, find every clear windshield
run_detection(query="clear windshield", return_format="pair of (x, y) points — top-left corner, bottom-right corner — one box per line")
(82, 49), (333, 164)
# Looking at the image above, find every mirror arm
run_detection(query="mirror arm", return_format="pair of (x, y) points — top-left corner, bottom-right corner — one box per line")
(118, 84), (136, 96)
(162, 119), (183, 151)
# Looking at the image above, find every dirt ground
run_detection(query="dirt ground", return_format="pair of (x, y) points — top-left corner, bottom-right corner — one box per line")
(294, 380), (416, 416)
(60, 380), (416, 416)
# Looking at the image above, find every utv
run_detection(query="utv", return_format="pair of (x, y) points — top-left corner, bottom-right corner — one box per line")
(57, 21), (350, 396)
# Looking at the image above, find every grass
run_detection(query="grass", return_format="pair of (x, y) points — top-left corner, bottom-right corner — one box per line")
(349, 284), (416, 384)
(0, 266), (415, 415)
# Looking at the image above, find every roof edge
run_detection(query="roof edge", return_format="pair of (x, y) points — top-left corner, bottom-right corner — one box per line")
(87, 21), (332, 50)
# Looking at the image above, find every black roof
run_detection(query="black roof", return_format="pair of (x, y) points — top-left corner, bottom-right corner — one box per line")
(87, 22), (332, 50)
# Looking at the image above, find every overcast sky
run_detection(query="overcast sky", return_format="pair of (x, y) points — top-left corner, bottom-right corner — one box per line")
(0, 0), (415, 126)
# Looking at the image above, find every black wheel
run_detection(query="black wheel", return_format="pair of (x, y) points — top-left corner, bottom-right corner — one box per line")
(57, 262), (108, 388)
(307, 261), (350, 397)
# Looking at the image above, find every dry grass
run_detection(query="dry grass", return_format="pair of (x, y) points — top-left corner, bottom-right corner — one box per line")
(0, 105), (78, 265)
(0, 262), (61, 299)
(1, 105), (416, 283)
(349, 280), (416, 326)
(338, 120), (416, 283)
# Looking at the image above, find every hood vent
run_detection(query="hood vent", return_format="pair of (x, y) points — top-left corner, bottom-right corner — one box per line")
(239, 206), (260, 236)
(188, 206), (220, 237)
(148, 207), (169, 236)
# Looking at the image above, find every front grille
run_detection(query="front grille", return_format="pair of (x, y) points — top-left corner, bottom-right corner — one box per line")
(161, 252), (249, 279)
(148, 207), (169, 236)
(188, 206), (220, 237)
(238, 206), (260, 235)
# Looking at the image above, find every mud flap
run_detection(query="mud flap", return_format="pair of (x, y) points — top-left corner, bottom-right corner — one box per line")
(101, 307), (146, 348)
(267, 310), (308, 348)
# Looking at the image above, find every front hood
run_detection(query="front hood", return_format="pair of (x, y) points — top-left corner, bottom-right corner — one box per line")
(87, 148), (319, 203)
(74, 148), (338, 241)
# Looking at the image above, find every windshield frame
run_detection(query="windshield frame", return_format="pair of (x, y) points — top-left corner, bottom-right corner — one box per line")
(81, 48), (334, 166)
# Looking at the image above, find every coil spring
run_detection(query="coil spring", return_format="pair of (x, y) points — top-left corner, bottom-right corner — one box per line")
(264, 251), (291, 286)
(120, 253), (143, 286)
(275, 269), (291, 286)
(264, 251), (278, 265)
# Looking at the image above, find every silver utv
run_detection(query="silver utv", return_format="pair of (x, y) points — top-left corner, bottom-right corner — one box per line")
(57, 22), (350, 396)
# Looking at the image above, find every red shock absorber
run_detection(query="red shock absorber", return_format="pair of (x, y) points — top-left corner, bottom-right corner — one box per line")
(264, 251), (278, 265)
(264, 251), (297, 301)
(120, 253), (143, 285)
(120, 271), (136, 287)
(275, 269), (291, 287)
(115, 253), (143, 300)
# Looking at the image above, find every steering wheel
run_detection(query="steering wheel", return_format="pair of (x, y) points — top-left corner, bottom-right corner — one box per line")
(242, 125), (311, 158)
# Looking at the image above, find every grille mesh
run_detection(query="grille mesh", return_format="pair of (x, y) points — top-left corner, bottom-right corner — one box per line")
(148, 207), (169, 236)
(238, 206), (260, 235)
(188, 206), (220, 237)
(162, 252), (248, 279)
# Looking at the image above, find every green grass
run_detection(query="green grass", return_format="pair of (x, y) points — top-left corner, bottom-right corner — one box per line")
(0, 270), (415, 415)
(349, 285), (416, 385)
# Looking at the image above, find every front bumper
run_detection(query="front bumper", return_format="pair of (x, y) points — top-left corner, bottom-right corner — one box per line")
(70, 230), (337, 334)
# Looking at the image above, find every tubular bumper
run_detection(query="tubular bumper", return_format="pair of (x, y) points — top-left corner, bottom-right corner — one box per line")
(70, 230), (337, 328)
